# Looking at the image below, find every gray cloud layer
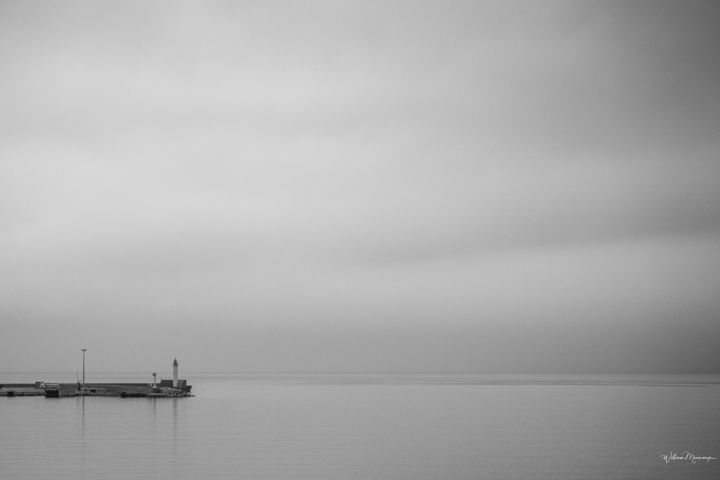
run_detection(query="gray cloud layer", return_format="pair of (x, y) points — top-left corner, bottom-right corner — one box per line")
(1, 1), (719, 373)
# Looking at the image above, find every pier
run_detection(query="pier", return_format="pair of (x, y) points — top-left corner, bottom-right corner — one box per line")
(1, 357), (193, 398)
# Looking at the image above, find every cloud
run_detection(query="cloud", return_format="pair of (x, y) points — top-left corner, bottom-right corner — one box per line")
(1, 1), (719, 372)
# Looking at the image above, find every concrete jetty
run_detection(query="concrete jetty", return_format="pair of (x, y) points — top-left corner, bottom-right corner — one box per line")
(1, 359), (193, 398)
(0, 382), (192, 398)
(0, 383), (46, 397)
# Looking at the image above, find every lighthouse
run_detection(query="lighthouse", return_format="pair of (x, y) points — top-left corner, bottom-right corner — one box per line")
(172, 358), (178, 388)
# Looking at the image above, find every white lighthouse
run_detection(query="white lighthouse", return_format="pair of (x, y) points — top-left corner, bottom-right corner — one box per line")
(172, 358), (179, 388)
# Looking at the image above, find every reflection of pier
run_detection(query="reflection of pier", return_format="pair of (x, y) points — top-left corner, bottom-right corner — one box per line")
(1, 358), (192, 398)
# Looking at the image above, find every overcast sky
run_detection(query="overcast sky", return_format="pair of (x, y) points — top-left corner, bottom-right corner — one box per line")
(1, 1), (719, 375)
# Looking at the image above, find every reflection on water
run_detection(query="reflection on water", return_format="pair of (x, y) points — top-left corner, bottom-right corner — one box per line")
(77, 396), (86, 476)
(172, 398), (179, 464)
(1, 374), (719, 480)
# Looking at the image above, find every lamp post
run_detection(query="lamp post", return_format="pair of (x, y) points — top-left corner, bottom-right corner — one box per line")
(81, 348), (87, 386)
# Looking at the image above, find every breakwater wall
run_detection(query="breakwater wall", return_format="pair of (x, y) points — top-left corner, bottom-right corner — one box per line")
(0, 383), (45, 396)
(1, 381), (192, 398)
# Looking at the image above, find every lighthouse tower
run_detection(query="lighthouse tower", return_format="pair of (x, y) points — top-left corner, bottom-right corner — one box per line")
(172, 358), (179, 388)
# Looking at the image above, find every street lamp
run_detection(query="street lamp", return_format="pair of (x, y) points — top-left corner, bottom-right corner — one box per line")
(81, 348), (87, 386)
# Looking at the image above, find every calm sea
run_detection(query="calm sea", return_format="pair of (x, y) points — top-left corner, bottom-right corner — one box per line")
(1, 373), (719, 479)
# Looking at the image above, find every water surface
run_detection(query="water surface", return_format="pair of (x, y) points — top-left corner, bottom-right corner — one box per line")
(1, 373), (719, 479)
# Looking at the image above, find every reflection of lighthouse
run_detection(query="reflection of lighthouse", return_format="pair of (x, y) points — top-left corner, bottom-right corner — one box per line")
(173, 358), (178, 388)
